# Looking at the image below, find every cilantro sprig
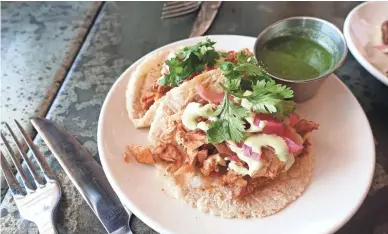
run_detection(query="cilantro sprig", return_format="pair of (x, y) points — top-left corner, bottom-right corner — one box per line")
(205, 50), (296, 144)
(158, 38), (221, 87)
(207, 94), (248, 144)
(245, 79), (295, 119)
(219, 50), (295, 120)
(219, 51), (271, 92)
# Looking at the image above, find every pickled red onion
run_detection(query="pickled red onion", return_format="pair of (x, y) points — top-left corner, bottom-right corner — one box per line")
(196, 84), (223, 104)
(242, 144), (261, 160)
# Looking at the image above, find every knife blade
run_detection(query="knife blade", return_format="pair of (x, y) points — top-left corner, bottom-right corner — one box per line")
(189, 1), (222, 37)
(31, 117), (132, 234)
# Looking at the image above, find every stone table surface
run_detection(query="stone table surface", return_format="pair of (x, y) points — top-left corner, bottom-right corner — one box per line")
(1, 2), (388, 234)
(0, 1), (102, 198)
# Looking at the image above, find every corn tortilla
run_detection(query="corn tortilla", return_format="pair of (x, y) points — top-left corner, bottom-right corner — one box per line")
(148, 69), (314, 218)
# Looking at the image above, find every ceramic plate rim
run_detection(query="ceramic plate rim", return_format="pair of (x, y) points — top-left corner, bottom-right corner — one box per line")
(343, 1), (388, 86)
(98, 35), (375, 234)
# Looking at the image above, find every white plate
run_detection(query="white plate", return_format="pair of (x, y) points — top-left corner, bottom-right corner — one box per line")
(343, 1), (388, 85)
(98, 35), (375, 234)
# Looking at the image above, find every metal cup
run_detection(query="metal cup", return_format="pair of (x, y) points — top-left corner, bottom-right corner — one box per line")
(254, 16), (348, 102)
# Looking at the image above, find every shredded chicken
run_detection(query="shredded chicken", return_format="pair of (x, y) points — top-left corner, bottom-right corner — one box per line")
(176, 123), (207, 166)
(186, 129), (207, 141)
(126, 145), (155, 164)
(123, 152), (131, 163)
(222, 170), (250, 198)
(225, 51), (238, 64)
(294, 119), (319, 137)
(173, 163), (193, 176)
(151, 65), (214, 104)
(225, 48), (252, 64)
(253, 147), (285, 179)
(223, 150), (274, 199)
(200, 154), (221, 176)
(196, 116), (206, 124)
(197, 149), (208, 165)
(154, 144), (183, 166)
(297, 139), (311, 157)
(242, 48), (253, 57)
(176, 123), (207, 143)
(140, 93), (155, 111)
(222, 170), (248, 187)
(199, 144), (217, 155)
(141, 84), (172, 111)
(214, 143), (235, 158)
(154, 85), (172, 100)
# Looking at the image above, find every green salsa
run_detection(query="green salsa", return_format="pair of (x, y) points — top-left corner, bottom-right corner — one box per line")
(257, 36), (334, 80)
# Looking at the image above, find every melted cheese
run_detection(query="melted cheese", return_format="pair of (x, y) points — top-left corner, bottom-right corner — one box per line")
(196, 121), (209, 131)
(228, 161), (249, 175)
(226, 133), (293, 176)
(227, 142), (263, 177)
(182, 102), (214, 130)
(241, 90), (253, 111)
(216, 154), (227, 166)
(245, 113), (267, 132)
(245, 134), (289, 162)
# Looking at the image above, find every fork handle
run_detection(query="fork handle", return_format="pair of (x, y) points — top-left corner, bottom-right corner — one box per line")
(36, 216), (57, 234)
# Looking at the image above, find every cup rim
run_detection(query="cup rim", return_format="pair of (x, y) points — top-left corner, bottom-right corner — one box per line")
(253, 16), (348, 84)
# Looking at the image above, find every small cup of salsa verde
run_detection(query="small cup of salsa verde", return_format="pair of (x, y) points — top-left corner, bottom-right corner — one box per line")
(254, 17), (347, 102)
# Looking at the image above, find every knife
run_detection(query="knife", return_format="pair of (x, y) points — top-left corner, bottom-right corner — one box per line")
(31, 117), (132, 234)
(189, 1), (222, 37)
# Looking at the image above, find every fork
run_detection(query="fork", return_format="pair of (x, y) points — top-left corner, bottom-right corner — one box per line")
(0, 120), (61, 234)
(161, 1), (201, 19)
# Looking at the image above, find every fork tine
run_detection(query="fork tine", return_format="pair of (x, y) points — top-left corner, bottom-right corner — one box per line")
(1, 132), (35, 192)
(162, 1), (198, 11)
(1, 151), (26, 197)
(163, 1), (181, 7)
(162, 7), (199, 19)
(162, 2), (199, 15)
(161, 3), (200, 19)
(14, 120), (55, 182)
(4, 123), (45, 186)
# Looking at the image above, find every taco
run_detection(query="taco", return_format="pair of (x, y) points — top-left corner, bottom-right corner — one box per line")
(126, 39), (245, 128)
(127, 50), (319, 218)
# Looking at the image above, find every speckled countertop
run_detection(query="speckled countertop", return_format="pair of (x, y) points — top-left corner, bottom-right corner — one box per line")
(1, 2), (387, 234)
(0, 1), (102, 198)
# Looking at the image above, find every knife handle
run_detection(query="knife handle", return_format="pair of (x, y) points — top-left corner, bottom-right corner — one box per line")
(189, 1), (222, 37)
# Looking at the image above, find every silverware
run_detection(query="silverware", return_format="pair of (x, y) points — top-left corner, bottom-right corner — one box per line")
(189, 1), (222, 37)
(161, 1), (201, 19)
(31, 117), (132, 234)
(1, 120), (61, 234)
(253, 16), (348, 102)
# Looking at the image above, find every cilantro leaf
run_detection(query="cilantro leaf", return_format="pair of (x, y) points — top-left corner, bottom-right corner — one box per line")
(273, 100), (296, 120)
(159, 38), (220, 87)
(251, 79), (294, 99)
(219, 50), (270, 93)
(236, 50), (249, 64)
(206, 94), (248, 144)
(207, 49), (297, 144)
(207, 120), (227, 144)
(235, 63), (264, 77)
(236, 50), (258, 65)
(246, 80), (295, 120)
